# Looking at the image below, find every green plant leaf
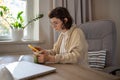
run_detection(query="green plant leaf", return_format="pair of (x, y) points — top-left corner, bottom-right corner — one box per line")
(17, 11), (23, 19)
(0, 11), (3, 16)
(17, 11), (24, 23)
(19, 16), (24, 23)
(18, 23), (22, 28)
(28, 14), (44, 23)
(0, 6), (9, 12)
(0, 6), (9, 17)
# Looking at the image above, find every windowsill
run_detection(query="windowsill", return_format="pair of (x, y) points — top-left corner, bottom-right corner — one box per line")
(0, 40), (44, 45)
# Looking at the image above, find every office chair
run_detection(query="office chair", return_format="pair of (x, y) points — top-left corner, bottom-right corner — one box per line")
(79, 20), (120, 76)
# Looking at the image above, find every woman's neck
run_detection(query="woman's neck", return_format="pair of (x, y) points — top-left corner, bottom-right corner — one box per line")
(62, 29), (68, 33)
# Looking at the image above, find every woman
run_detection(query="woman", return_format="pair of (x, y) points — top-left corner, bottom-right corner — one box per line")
(34, 7), (88, 66)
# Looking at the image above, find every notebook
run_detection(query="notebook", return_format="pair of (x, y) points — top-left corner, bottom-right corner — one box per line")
(5, 61), (56, 80)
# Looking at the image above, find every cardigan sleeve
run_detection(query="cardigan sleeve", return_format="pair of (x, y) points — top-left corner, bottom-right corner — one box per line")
(47, 33), (63, 56)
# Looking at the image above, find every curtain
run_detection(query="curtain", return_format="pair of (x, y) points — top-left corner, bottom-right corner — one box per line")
(52, 0), (92, 42)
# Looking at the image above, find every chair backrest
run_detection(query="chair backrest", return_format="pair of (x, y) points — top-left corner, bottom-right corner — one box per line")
(78, 20), (116, 67)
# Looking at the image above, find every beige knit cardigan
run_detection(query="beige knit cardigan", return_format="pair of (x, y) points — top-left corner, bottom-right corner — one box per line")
(48, 25), (88, 66)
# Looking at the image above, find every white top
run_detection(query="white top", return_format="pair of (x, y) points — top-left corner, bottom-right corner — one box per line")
(60, 31), (68, 55)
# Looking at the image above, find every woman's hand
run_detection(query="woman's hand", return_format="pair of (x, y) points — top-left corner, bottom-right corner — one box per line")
(34, 50), (55, 63)
(36, 50), (49, 63)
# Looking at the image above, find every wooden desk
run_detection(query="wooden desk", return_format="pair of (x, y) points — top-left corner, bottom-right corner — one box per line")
(0, 55), (120, 80)
(31, 64), (119, 80)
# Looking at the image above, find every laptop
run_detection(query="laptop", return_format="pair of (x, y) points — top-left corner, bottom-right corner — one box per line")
(5, 61), (56, 80)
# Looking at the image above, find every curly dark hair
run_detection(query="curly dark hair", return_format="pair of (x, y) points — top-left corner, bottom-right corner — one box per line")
(48, 7), (73, 29)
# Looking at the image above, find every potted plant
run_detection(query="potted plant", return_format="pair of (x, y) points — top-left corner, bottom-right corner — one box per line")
(0, 6), (43, 41)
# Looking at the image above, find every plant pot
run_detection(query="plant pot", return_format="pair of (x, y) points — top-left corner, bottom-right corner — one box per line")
(11, 29), (23, 41)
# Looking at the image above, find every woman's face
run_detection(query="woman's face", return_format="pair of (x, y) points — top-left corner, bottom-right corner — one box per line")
(50, 17), (66, 32)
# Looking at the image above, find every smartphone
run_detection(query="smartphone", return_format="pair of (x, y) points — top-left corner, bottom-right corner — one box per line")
(28, 44), (39, 52)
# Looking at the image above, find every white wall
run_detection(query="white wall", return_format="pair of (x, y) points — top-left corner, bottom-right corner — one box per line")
(92, 0), (120, 65)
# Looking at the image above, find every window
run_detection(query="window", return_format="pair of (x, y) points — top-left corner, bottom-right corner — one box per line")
(0, 0), (26, 40)
(0, 0), (40, 41)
